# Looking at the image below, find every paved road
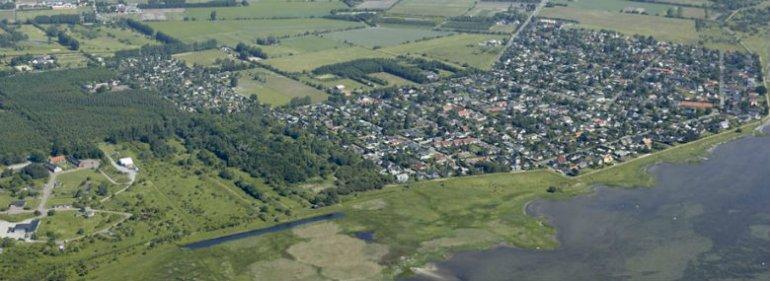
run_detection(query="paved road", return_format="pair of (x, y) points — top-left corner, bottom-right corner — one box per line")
(495, 0), (549, 63)
(36, 167), (88, 215)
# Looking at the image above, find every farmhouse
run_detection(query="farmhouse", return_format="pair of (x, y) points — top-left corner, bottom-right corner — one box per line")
(49, 155), (67, 165)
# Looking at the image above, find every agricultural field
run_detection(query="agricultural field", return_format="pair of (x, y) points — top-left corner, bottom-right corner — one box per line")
(540, 6), (700, 43)
(184, 0), (346, 20)
(259, 35), (350, 58)
(388, 0), (476, 17)
(235, 68), (328, 106)
(11, 7), (90, 22)
(264, 46), (392, 72)
(379, 33), (507, 69)
(550, 0), (707, 18)
(173, 48), (231, 66)
(322, 26), (452, 48)
(356, 0), (400, 10)
(465, 1), (516, 17)
(67, 25), (158, 54)
(147, 18), (365, 45)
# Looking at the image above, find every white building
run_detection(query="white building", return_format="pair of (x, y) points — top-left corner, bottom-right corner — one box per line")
(118, 157), (134, 168)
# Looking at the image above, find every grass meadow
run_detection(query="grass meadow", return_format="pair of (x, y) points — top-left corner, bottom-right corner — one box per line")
(388, 0), (476, 17)
(379, 33), (507, 69)
(184, 0), (345, 20)
(259, 35), (350, 58)
(147, 18), (365, 45)
(322, 26), (452, 48)
(540, 6), (700, 43)
(265, 46), (392, 72)
(235, 68), (328, 106)
(173, 49), (231, 66)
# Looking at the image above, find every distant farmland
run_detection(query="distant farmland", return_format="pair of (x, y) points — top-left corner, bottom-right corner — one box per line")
(147, 18), (365, 45)
(184, 0), (346, 20)
(265, 46), (392, 72)
(388, 0), (476, 17)
(322, 26), (452, 48)
(540, 7), (700, 43)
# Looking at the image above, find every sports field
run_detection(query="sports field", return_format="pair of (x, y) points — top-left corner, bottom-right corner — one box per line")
(388, 0), (476, 17)
(379, 33), (507, 69)
(265, 46), (392, 72)
(184, 0), (345, 20)
(235, 68), (328, 106)
(322, 26), (452, 48)
(147, 18), (365, 45)
(540, 6), (700, 43)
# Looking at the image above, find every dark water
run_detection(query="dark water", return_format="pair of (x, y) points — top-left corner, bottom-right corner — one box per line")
(183, 212), (344, 249)
(406, 130), (770, 281)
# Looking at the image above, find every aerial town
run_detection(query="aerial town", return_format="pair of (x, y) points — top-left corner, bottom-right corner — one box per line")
(285, 21), (766, 180)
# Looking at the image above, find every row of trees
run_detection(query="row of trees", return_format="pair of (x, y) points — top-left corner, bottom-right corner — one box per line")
(313, 58), (428, 85)
(234, 42), (267, 59)
(139, 0), (240, 9)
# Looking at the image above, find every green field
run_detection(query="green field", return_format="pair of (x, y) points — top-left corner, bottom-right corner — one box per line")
(379, 33), (507, 69)
(265, 46), (392, 72)
(322, 26), (452, 48)
(259, 35), (350, 58)
(11, 7), (90, 22)
(388, 0), (475, 17)
(550, 0), (705, 18)
(37, 211), (123, 240)
(540, 6), (700, 43)
(67, 25), (158, 54)
(47, 169), (117, 208)
(147, 18), (365, 45)
(184, 0), (346, 20)
(235, 68), (328, 106)
(173, 49), (231, 66)
(0, 25), (70, 56)
(465, 1), (515, 17)
(370, 72), (418, 86)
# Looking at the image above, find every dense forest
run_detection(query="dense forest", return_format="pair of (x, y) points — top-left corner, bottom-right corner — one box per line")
(0, 68), (178, 158)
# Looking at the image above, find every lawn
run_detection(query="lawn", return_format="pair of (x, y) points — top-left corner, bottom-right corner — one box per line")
(388, 0), (476, 17)
(47, 169), (117, 208)
(37, 211), (123, 240)
(379, 33), (507, 69)
(147, 18), (365, 45)
(235, 68), (328, 106)
(540, 6), (700, 43)
(184, 0), (346, 20)
(173, 49), (231, 66)
(259, 35), (350, 58)
(264, 46), (392, 72)
(322, 26), (452, 48)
